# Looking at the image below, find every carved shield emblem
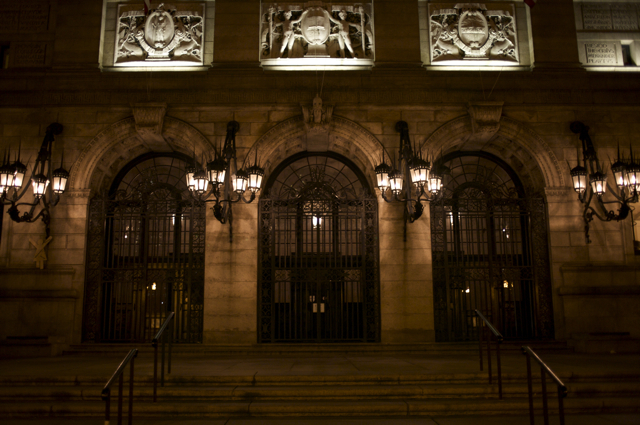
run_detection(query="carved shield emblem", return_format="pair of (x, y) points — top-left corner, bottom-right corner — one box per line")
(145, 9), (175, 49)
(300, 7), (330, 45)
(458, 10), (488, 48)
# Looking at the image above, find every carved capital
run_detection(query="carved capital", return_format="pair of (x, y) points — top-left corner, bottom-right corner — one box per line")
(544, 186), (573, 201)
(131, 103), (171, 151)
(467, 101), (504, 143)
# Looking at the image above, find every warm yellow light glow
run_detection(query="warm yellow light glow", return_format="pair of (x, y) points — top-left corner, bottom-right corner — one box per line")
(151, 282), (157, 291)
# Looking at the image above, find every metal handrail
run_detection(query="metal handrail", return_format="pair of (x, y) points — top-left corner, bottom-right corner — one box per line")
(475, 309), (503, 399)
(102, 348), (138, 425)
(522, 346), (568, 425)
(152, 311), (175, 403)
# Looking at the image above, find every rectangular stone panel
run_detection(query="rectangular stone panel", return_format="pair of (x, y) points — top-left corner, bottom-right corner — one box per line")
(12, 42), (47, 67)
(583, 4), (612, 30)
(611, 4), (638, 31)
(582, 41), (622, 66)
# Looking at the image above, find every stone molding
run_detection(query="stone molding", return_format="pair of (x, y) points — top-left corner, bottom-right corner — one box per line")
(467, 101), (503, 143)
(545, 186), (573, 200)
(421, 115), (565, 189)
(253, 114), (384, 188)
(69, 115), (213, 192)
(64, 189), (92, 199)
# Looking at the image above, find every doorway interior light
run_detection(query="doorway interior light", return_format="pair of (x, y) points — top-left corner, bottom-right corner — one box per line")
(1, 123), (69, 236)
(374, 121), (444, 240)
(185, 121), (264, 242)
(569, 121), (638, 244)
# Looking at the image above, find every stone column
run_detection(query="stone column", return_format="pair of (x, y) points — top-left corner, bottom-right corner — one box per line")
(378, 191), (434, 343)
(203, 199), (258, 344)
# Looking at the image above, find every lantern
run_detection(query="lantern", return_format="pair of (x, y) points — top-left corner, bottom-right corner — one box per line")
(246, 164), (265, 194)
(570, 164), (588, 194)
(51, 167), (69, 194)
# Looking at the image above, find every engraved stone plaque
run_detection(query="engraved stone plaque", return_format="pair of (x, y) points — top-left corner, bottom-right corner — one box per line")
(611, 4), (638, 31)
(12, 42), (47, 67)
(0, 4), (21, 33)
(19, 3), (50, 33)
(583, 4), (612, 30)
(583, 41), (621, 66)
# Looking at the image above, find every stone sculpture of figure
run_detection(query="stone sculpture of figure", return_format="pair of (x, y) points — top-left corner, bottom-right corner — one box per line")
(174, 19), (201, 59)
(329, 10), (360, 58)
(431, 15), (457, 58)
(279, 11), (302, 57)
(302, 95), (333, 130)
(117, 20), (145, 59)
(489, 16), (516, 59)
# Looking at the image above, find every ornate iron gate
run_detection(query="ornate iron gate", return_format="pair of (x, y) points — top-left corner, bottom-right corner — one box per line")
(83, 154), (205, 343)
(431, 153), (553, 342)
(258, 153), (380, 343)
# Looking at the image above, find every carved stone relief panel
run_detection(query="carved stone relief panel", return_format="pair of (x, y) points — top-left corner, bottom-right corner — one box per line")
(429, 3), (519, 64)
(114, 2), (205, 67)
(260, 1), (374, 69)
(581, 3), (639, 31)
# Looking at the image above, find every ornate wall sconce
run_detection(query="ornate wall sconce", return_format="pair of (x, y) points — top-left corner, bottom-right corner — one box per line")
(569, 121), (638, 244)
(1, 123), (69, 236)
(374, 121), (443, 240)
(186, 121), (264, 242)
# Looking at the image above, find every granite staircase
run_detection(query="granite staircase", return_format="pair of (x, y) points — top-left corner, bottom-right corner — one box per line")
(1, 372), (639, 418)
(1, 350), (639, 420)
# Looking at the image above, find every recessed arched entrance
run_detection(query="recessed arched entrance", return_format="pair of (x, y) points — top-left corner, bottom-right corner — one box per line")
(83, 153), (205, 343)
(258, 152), (380, 343)
(431, 151), (553, 342)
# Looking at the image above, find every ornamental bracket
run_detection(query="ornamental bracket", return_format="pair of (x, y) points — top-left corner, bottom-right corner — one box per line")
(131, 102), (171, 151)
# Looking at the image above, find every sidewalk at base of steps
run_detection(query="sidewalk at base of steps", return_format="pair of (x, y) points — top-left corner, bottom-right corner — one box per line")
(2, 414), (639, 425)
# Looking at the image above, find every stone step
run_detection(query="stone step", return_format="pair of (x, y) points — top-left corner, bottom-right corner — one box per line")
(1, 381), (638, 402)
(2, 371), (639, 387)
(62, 341), (571, 356)
(1, 396), (638, 418)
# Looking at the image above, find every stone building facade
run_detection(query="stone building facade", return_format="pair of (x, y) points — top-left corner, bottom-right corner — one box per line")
(1, 0), (639, 351)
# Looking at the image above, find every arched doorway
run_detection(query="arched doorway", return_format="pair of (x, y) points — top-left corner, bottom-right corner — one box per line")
(83, 153), (205, 343)
(258, 153), (380, 343)
(431, 152), (553, 342)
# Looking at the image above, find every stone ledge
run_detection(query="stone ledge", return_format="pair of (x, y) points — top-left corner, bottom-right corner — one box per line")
(0, 289), (78, 299)
(558, 286), (640, 296)
(0, 267), (75, 275)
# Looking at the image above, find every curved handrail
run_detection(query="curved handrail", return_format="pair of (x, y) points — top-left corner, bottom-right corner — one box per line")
(152, 311), (175, 346)
(101, 348), (138, 399)
(475, 309), (504, 343)
(522, 346), (568, 397)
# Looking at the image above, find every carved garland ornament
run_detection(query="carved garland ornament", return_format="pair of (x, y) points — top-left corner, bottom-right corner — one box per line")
(430, 3), (518, 63)
(260, 2), (374, 60)
(115, 3), (204, 65)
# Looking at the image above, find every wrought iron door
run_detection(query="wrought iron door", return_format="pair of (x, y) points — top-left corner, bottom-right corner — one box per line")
(83, 154), (204, 343)
(258, 154), (380, 343)
(431, 153), (553, 342)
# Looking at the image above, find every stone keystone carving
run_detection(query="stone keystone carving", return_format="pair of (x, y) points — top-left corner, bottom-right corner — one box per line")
(430, 3), (518, 63)
(467, 101), (503, 143)
(115, 3), (204, 65)
(261, 2), (374, 60)
(302, 95), (333, 130)
(301, 95), (334, 151)
(131, 103), (171, 151)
